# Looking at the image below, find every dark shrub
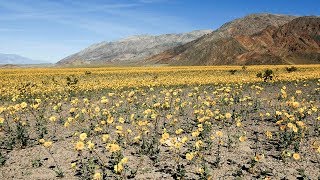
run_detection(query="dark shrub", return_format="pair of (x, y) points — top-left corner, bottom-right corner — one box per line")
(256, 69), (273, 82)
(229, 69), (237, 75)
(286, 66), (298, 73)
(85, 71), (92, 75)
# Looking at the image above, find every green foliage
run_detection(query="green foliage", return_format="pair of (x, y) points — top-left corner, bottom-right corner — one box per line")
(139, 135), (160, 162)
(16, 122), (29, 148)
(32, 158), (44, 168)
(35, 116), (48, 139)
(74, 157), (97, 180)
(54, 168), (65, 178)
(313, 35), (320, 42)
(0, 152), (6, 166)
(173, 163), (186, 179)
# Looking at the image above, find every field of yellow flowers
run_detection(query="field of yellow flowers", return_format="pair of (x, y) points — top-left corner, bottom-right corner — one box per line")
(0, 65), (320, 179)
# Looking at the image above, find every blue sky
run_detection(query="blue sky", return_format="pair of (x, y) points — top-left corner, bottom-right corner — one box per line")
(0, 0), (319, 63)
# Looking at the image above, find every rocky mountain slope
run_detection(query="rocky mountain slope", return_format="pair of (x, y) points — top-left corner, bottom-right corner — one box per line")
(146, 14), (297, 65)
(57, 30), (212, 66)
(147, 14), (320, 65)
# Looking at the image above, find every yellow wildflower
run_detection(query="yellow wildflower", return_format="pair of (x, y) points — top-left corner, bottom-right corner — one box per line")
(186, 152), (194, 160)
(225, 113), (232, 119)
(114, 164), (123, 174)
(0, 117), (4, 124)
(181, 136), (188, 143)
(118, 117), (125, 123)
(39, 138), (45, 144)
(120, 157), (128, 164)
(87, 141), (95, 150)
(49, 116), (56, 122)
(43, 141), (53, 148)
(107, 143), (121, 153)
(79, 133), (87, 141)
(265, 131), (272, 139)
(195, 140), (203, 149)
(216, 131), (223, 137)
(162, 132), (170, 140)
(75, 141), (85, 151)
(192, 131), (200, 137)
(239, 136), (246, 142)
(292, 102), (300, 109)
(175, 128), (183, 135)
(93, 172), (102, 180)
(292, 153), (300, 160)
(287, 123), (294, 129)
(71, 163), (76, 169)
(107, 117), (114, 124)
(20, 102), (28, 109)
(198, 167), (204, 174)
(102, 134), (109, 142)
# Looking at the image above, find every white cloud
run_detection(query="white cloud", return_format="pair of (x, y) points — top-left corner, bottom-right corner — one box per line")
(0, 0), (189, 35)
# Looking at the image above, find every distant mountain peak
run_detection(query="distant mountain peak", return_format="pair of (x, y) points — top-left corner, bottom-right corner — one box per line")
(0, 53), (48, 65)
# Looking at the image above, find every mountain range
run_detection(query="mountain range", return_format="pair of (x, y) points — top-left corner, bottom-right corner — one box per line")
(0, 53), (47, 65)
(58, 13), (320, 66)
(57, 30), (212, 66)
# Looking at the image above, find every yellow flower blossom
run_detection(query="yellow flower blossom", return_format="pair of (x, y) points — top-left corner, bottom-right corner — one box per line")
(239, 136), (246, 142)
(118, 117), (125, 123)
(195, 140), (203, 149)
(181, 136), (188, 143)
(93, 172), (102, 180)
(0, 117), (4, 124)
(192, 131), (200, 137)
(20, 102), (28, 109)
(79, 133), (87, 141)
(175, 128), (183, 135)
(43, 141), (53, 148)
(102, 134), (110, 142)
(107, 117), (114, 124)
(198, 167), (204, 174)
(265, 131), (272, 139)
(216, 131), (223, 137)
(49, 116), (56, 122)
(292, 153), (300, 160)
(186, 152), (194, 160)
(114, 164), (123, 174)
(107, 143), (121, 153)
(225, 113), (232, 119)
(120, 157), (128, 164)
(87, 141), (95, 150)
(75, 141), (85, 151)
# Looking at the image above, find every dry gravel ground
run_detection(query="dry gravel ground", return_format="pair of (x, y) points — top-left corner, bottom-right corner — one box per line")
(0, 80), (320, 179)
